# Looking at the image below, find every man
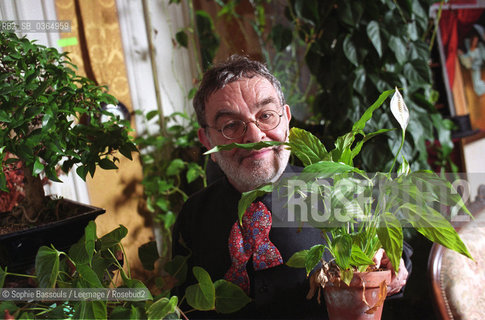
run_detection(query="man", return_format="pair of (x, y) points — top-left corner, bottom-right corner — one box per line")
(172, 55), (410, 319)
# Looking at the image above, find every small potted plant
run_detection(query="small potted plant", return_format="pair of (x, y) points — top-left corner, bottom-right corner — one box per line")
(0, 32), (137, 271)
(206, 88), (472, 320)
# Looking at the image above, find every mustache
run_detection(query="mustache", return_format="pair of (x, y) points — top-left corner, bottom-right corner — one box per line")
(236, 145), (284, 164)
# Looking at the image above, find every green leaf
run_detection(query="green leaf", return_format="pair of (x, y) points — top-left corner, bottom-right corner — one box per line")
(138, 241), (160, 271)
(340, 268), (354, 286)
(74, 301), (107, 320)
(76, 165), (88, 181)
(286, 249), (308, 268)
(288, 128), (329, 166)
(389, 35), (406, 65)
(98, 225), (128, 250)
(0, 302), (18, 317)
(349, 244), (375, 267)
(185, 266), (216, 311)
(166, 158), (185, 176)
(164, 255), (188, 287)
(366, 20), (382, 57)
(69, 221), (97, 264)
(204, 141), (286, 155)
(123, 278), (153, 300)
(352, 89), (394, 132)
(377, 212), (403, 272)
(175, 30), (188, 48)
(302, 161), (364, 179)
(343, 34), (358, 67)
(305, 245), (325, 275)
(186, 163), (203, 183)
(270, 24), (293, 51)
(0, 266), (6, 288)
(147, 296), (178, 320)
(0, 171), (6, 192)
(33, 158), (44, 175)
(332, 235), (352, 270)
(99, 158), (118, 170)
(35, 246), (60, 288)
(238, 184), (274, 224)
(214, 280), (251, 313)
(77, 264), (103, 288)
(146, 110), (159, 121)
(401, 203), (472, 259)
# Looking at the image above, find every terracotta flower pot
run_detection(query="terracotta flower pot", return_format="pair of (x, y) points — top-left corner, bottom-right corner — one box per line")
(324, 270), (392, 320)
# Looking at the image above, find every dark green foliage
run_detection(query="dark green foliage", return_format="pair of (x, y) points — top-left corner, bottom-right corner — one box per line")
(0, 32), (137, 190)
(286, 0), (451, 171)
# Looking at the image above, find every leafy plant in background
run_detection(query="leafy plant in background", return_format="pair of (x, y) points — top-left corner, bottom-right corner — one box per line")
(135, 111), (207, 260)
(0, 31), (137, 225)
(0, 222), (249, 319)
(177, 0), (455, 173)
(284, 0), (455, 172)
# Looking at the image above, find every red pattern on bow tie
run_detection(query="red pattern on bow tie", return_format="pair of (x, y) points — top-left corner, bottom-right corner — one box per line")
(224, 201), (283, 294)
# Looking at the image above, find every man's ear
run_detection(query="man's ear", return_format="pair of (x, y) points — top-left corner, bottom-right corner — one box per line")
(198, 127), (216, 162)
(284, 104), (292, 122)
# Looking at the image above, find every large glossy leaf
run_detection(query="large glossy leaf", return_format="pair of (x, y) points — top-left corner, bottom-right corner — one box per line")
(185, 266), (216, 311)
(35, 246), (60, 288)
(343, 34), (358, 67)
(366, 21), (382, 57)
(401, 203), (472, 259)
(288, 128), (329, 166)
(388, 35), (407, 65)
(305, 244), (325, 275)
(214, 280), (251, 313)
(377, 212), (403, 272)
(147, 296), (178, 320)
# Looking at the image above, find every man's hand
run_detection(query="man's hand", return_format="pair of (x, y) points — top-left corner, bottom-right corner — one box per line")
(373, 248), (409, 296)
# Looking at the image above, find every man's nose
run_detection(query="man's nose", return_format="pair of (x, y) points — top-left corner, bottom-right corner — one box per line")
(243, 121), (266, 143)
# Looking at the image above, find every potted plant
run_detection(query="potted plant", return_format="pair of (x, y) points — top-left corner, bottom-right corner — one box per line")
(0, 31), (137, 272)
(205, 88), (472, 320)
(0, 222), (250, 319)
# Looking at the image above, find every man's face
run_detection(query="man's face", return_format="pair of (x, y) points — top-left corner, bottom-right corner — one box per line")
(198, 76), (291, 192)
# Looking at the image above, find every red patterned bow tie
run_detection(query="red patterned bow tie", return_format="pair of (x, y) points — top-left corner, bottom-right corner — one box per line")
(224, 201), (283, 294)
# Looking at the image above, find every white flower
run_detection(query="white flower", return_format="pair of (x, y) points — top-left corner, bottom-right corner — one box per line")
(390, 87), (409, 131)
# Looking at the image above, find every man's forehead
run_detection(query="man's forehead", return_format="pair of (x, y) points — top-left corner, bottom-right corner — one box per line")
(208, 76), (276, 102)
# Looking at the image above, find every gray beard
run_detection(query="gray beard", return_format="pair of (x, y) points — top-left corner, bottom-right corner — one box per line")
(213, 146), (290, 192)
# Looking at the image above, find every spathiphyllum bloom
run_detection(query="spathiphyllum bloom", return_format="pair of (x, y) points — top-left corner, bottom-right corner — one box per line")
(390, 87), (409, 131)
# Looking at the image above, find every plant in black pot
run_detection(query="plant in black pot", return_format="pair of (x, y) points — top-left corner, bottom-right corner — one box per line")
(0, 32), (137, 272)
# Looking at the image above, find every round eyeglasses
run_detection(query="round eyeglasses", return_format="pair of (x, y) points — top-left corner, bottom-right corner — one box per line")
(210, 110), (284, 140)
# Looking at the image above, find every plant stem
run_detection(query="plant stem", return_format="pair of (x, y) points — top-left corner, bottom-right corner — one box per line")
(388, 130), (405, 175)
